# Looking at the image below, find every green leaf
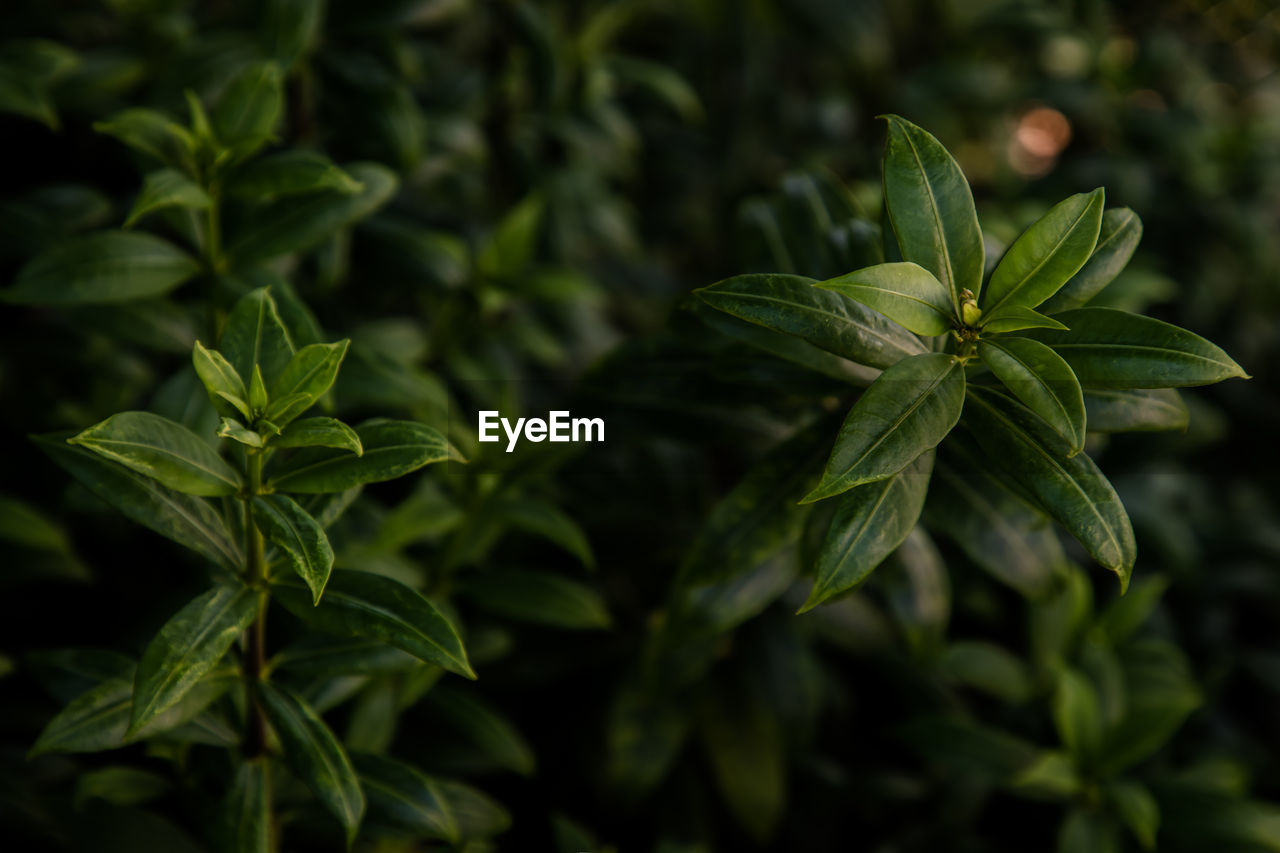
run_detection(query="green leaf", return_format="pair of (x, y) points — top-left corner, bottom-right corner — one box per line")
(94, 108), (197, 174)
(268, 419), (461, 494)
(1098, 575), (1169, 645)
(803, 352), (965, 502)
(263, 0), (325, 67)
(217, 759), (271, 853)
(1053, 667), (1103, 763)
(31, 669), (233, 756)
(429, 687), (536, 776)
(212, 60), (283, 150)
(1041, 208), (1143, 314)
(124, 168), (211, 228)
(963, 388), (1135, 589)
(436, 779), (511, 840)
(273, 417), (362, 455)
(34, 433), (241, 570)
(1058, 809), (1121, 853)
(5, 231), (199, 305)
(226, 150), (362, 201)
(461, 569), (611, 630)
(268, 340), (349, 415)
(273, 569), (475, 678)
(68, 411), (243, 497)
(1011, 751), (1082, 800)
(252, 494), (333, 603)
(477, 193), (544, 280)
(353, 753), (459, 843)
(938, 641), (1033, 704)
(982, 189), (1104, 318)
(217, 417), (263, 448)
(228, 162), (397, 265)
(980, 305), (1069, 334)
(814, 261), (955, 336)
(880, 114), (984, 305)
(193, 341), (250, 419)
(220, 287), (295, 389)
(899, 715), (1039, 783)
(257, 681), (364, 842)
(1096, 640), (1201, 774)
(1021, 307), (1248, 389)
(698, 684), (785, 842)
(261, 392), (312, 427)
(979, 336), (1086, 453)
(0, 66), (57, 128)
(492, 499), (593, 567)
(1083, 389), (1188, 433)
(249, 365), (269, 413)
(130, 584), (260, 734)
(800, 450), (933, 611)
(1107, 780), (1159, 850)
(695, 273), (926, 370)
(75, 766), (170, 809)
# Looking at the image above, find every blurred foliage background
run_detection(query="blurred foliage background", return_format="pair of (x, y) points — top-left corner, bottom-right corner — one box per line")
(1, 0), (1278, 850)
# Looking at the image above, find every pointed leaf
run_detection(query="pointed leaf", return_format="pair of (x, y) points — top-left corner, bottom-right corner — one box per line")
(34, 433), (241, 570)
(217, 759), (271, 853)
(880, 115), (984, 305)
(979, 336), (1086, 452)
(226, 150), (362, 201)
(268, 420), (461, 495)
(804, 352), (965, 502)
(982, 189), (1105, 317)
(248, 365), (269, 413)
(131, 584), (260, 734)
(492, 499), (592, 567)
(353, 753), (459, 843)
(261, 392), (312, 427)
(963, 387), (1135, 588)
(1107, 780), (1160, 850)
(814, 262), (955, 336)
(801, 449), (933, 611)
(69, 412), (242, 496)
(1041, 208), (1143, 314)
(1083, 388), (1188, 433)
(1021, 307), (1248, 389)
(268, 340), (349, 410)
(124, 168), (211, 228)
(272, 417), (362, 455)
(212, 60), (283, 150)
(94, 108), (197, 174)
(220, 287), (295, 388)
(193, 341), (250, 419)
(273, 569), (474, 678)
(257, 681), (364, 842)
(252, 494), (333, 603)
(980, 305), (1069, 334)
(1053, 667), (1103, 762)
(694, 272), (926, 370)
(217, 417), (263, 448)
(429, 687), (536, 776)
(4, 231), (199, 305)
(461, 569), (610, 630)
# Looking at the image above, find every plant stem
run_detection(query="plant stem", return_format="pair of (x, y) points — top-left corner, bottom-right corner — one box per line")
(243, 451), (269, 758)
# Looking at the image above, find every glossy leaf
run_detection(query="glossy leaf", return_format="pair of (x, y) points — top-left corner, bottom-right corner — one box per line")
(980, 305), (1069, 334)
(979, 336), (1086, 452)
(1022, 307), (1248, 389)
(217, 759), (271, 853)
(5, 231), (199, 305)
(193, 341), (250, 419)
(124, 168), (210, 229)
(983, 189), (1104, 317)
(461, 569), (611, 629)
(963, 387), (1135, 589)
(258, 681), (364, 842)
(130, 584), (260, 734)
(880, 114), (984, 304)
(226, 150), (362, 201)
(273, 417), (362, 455)
(268, 419), (461, 494)
(261, 392), (312, 427)
(803, 352), (964, 502)
(68, 411), (243, 497)
(1041, 208), (1143, 314)
(220, 287), (295, 389)
(34, 434), (241, 570)
(1083, 389), (1188, 433)
(217, 418), (263, 448)
(212, 60), (283, 150)
(814, 262), (955, 336)
(252, 494), (333, 603)
(273, 569), (474, 678)
(694, 273), (926, 370)
(227, 162), (397, 265)
(268, 340), (348, 412)
(800, 450), (933, 612)
(354, 753), (459, 843)
(94, 108), (196, 174)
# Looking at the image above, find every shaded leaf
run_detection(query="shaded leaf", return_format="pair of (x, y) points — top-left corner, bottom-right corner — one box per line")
(461, 569), (610, 630)
(69, 411), (242, 497)
(253, 494), (333, 603)
(814, 262), (955, 336)
(1041, 208), (1143, 314)
(979, 336), (1086, 452)
(5, 231), (198, 305)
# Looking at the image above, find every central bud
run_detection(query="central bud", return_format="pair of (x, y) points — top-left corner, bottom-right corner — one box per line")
(959, 288), (982, 327)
